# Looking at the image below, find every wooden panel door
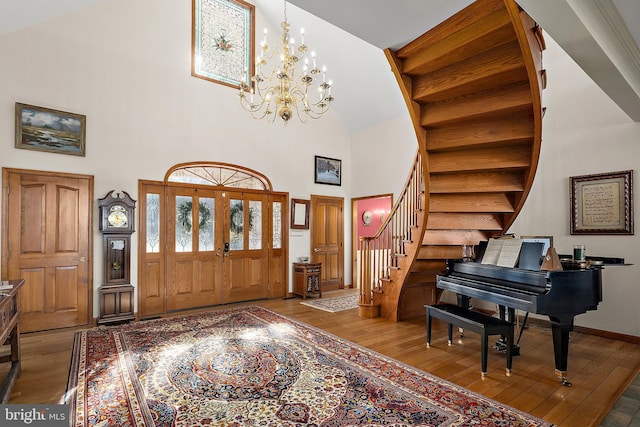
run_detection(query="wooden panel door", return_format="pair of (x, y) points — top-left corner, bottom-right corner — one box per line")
(310, 195), (343, 291)
(2, 169), (92, 332)
(166, 187), (223, 311)
(223, 192), (269, 303)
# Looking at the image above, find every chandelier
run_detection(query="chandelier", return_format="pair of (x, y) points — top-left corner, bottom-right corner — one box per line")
(239, 1), (334, 124)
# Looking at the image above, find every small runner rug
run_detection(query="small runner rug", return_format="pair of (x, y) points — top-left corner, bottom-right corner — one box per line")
(65, 305), (552, 426)
(300, 293), (359, 312)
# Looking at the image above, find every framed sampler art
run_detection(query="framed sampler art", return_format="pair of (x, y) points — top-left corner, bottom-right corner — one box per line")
(570, 170), (633, 235)
(15, 102), (86, 156)
(192, 0), (254, 89)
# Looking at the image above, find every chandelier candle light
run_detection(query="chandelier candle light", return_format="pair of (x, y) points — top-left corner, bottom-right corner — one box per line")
(239, 1), (334, 124)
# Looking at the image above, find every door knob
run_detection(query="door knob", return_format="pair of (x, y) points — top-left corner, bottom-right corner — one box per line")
(313, 248), (320, 253)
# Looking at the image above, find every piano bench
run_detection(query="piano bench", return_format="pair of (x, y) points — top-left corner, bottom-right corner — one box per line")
(425, 303), (514, 377)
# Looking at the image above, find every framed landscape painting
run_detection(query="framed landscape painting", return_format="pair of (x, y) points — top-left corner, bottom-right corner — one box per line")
(314, 155), (342, 186)
(15, 103), (86, 156)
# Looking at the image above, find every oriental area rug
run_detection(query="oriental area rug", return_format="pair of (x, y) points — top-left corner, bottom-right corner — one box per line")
(65, 305), (552, 427)
(300, 293), (359, 312)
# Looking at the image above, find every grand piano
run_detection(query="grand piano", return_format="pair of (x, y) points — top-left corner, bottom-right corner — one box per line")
(435, 244), (620, 386)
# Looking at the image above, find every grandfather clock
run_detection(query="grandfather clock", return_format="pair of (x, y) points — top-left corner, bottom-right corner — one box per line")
(97, 190), (136, 325)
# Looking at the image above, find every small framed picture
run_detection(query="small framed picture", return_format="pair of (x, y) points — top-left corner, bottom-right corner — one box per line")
(314, 155), (342, 186)
(570, 170), (633, 235)
(15, 102), (86, 156)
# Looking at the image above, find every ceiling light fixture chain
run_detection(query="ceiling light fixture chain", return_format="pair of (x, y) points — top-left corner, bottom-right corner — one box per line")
(239, 0), (334, 124)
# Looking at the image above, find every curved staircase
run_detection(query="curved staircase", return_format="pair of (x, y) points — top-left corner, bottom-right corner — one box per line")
(358, 0), (546, 321)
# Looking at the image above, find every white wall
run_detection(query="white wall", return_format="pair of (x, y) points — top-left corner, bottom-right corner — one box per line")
(508, 37), (640, 336)
(350, 113), (417, 199)
(0, 0), (356, 315)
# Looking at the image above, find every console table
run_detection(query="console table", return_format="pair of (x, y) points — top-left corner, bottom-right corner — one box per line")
(293, 262), (322, 299)
(0, 279), (23, 403)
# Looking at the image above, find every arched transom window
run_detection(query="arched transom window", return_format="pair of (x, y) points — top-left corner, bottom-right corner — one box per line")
(164, 163), (272, 191)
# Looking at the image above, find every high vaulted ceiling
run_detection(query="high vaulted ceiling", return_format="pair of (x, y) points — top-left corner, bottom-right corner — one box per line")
(2, 0), (640, 132)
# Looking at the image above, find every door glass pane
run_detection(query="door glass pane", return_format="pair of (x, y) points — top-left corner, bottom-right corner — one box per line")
(146, 193), (160, 253)
(249, 200), (262, 250)
(229, 199), (244, 250)
(272, 201), (281, 249)
(175, 196), (193, 252)
(199, 197), (214, 251)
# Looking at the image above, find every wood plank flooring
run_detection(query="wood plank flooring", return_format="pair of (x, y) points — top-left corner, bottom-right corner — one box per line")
(5, 289), (639, 426)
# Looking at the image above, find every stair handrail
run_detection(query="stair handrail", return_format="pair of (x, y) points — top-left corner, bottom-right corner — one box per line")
(358, 150), (424, 307)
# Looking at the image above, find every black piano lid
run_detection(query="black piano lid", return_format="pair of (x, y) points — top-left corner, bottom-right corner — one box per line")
(557, 255), (628, 265)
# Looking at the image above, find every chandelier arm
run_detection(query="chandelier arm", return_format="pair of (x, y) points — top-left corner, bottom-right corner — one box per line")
(239, 0), (333, 124)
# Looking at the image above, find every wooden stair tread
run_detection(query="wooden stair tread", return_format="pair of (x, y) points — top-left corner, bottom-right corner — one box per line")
(428, 146), (532, 173)
(426, 212), (503, 230)
(426, 115), (534, 151)
(397, 0), (506, 58)
(429, 171), (524, 193)
(422, 230), (487, 245)
(401, 9), (514, 76)
(429, 193), (515, 213)
(413, 41), (528, 103)
(421, 82), (534, 129)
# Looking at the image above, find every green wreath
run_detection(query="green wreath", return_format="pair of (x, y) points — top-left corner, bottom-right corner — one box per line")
(229, 202), (255, 234)
(177, 200), (212, 233)
(176, 200), (253, 234)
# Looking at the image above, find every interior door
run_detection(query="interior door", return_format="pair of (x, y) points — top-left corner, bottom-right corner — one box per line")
(310, 195), (344, 291)
(2, 169), (92, 332)
(223, 191), (269, 303)
(166, 187), (223, 311)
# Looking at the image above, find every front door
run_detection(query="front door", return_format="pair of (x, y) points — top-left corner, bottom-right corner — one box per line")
(166, 187), (223, 311)
(223, 191), (269, 303)
(165, 187), (272, 310)
(2, 169), (93, 332)
(310, 195), (344, 290)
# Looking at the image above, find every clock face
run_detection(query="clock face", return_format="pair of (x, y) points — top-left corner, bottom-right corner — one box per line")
(108, 205), (128, 228)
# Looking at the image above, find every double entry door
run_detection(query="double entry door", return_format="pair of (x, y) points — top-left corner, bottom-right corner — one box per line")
(167, 186), (269, 310)
(139, 182), (286, 317)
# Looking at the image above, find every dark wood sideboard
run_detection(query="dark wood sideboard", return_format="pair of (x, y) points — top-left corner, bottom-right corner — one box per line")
(0, 279), (24, 403)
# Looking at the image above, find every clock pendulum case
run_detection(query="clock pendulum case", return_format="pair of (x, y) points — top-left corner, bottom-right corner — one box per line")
(97, 190), (136, 325)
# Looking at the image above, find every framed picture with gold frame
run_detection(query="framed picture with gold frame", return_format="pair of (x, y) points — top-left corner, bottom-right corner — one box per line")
(570, 170), (633, 235)
(15, 102), (86, 156)
(191, 0), (254, 89)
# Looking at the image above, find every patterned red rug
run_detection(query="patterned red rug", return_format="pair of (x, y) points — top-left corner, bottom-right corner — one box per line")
(65, 305), (552, 426)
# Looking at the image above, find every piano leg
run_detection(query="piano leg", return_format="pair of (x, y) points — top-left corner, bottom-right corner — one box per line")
(550, 316), (574, 387)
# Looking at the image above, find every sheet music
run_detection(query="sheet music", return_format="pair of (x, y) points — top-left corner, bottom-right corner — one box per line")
(497, 239), (523, 267)
(481, 239), (503, 265)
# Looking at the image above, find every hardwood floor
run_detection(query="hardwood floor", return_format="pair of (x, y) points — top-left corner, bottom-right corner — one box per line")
(5, 289), (640, 426)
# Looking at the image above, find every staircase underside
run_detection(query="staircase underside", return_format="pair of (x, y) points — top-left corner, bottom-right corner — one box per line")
(378, 0), (545, 321)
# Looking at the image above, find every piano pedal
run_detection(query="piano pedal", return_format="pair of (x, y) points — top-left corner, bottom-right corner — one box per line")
(495, 339), (520, 356)
(458, 327), (464, 338)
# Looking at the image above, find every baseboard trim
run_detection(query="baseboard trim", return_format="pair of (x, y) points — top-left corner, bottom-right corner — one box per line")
(524, 316), (640, 344)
